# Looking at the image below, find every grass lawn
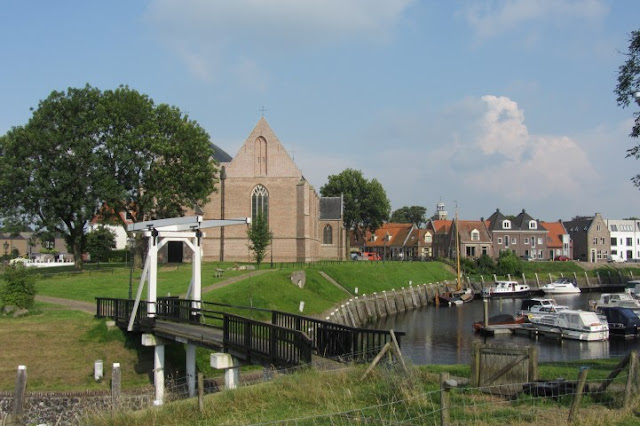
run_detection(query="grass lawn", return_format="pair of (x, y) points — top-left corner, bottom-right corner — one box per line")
(0, 302), (155, 391)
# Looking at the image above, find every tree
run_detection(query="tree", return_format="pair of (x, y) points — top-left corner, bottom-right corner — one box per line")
(390, 206), (427, 228)
(320, 169), (391, 244)
(496, 251), (523, 276)
(0, 85), (218, 269)
(247, 212), (272, 267)
(615, 30), (640, 186)
(85, 226), (116, 262)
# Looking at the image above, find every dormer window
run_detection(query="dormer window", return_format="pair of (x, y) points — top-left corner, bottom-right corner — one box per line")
(471, 230), (479, 241)
(370, 235), (377, 242)
(502, 220), (511, 229)
(529, 220), (537, 229)
(425, 232), (432, 243)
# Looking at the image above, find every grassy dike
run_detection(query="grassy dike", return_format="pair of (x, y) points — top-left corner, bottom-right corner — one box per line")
(0, 261), (455, 390)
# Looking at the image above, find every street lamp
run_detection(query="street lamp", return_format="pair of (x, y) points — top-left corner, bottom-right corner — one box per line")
(384, 231), (390, 262)
(127, 237), (136, 300)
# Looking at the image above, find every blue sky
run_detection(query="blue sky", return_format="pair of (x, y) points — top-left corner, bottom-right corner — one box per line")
(2, 0), (640, 221)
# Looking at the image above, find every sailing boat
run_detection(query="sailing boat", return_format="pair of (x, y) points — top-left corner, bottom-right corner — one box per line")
(435, 209), (474, 306)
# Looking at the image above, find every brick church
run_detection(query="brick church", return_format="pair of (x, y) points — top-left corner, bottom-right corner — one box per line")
(195, 117), (346, 263)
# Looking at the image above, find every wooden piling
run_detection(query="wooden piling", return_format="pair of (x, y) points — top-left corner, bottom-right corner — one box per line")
(111, 363), (121, 411)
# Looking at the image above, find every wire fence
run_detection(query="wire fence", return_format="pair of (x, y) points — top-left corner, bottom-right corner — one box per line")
(154, 348), (640, 425)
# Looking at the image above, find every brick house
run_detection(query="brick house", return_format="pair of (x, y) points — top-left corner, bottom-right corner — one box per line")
(563, 213), (610, 263)
(486, 209), (548, 259)
(199, 118), (346, 263)
(427, 219), (452, 259)
(447, 219), (494, 260)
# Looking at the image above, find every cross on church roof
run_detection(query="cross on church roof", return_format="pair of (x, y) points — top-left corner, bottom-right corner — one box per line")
(259, 106), (268, 117)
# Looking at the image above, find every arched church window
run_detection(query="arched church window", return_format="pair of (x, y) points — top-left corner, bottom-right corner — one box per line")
(323, 225), (333, 245)
(251, 185), (269, 223)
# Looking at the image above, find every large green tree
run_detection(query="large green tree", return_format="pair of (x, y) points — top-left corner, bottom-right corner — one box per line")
(0, 85), (217, 269)
(320, 168), (391, 244)
(615, 29), (640, 186)
(390, 206), (427, 228)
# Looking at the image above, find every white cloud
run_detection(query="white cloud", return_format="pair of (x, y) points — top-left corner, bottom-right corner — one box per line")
(144, 0), (414, 80)
(461, 0), (608, 39)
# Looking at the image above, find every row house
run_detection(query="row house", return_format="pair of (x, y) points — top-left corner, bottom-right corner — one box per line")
(563, 213), (609, 263)
(540, 221), (572, 260)
(605, 219), (640, 262)
(446, 220), (494, 260)
(486, 209), (548, 259)
(351, 223), (418, 261)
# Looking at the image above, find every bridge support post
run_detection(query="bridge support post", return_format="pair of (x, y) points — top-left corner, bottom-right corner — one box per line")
(211, 353), (240, 390)
(142, 334), (167, 405)
(186, 344), (197, 397)
(153, 344), (165, 405)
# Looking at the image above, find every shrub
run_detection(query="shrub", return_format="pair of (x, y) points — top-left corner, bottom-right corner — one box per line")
(0, 264), (37, 309)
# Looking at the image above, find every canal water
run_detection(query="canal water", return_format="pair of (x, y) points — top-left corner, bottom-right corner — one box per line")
(373, 292), (640, 365)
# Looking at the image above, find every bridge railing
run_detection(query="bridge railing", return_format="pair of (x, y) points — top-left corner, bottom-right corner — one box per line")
(224, 313), (313, 366)
(96, 297), (152, 330)
(272, 310), (404, 361)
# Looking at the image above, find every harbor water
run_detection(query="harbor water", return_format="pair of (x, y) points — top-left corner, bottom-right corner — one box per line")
(373, 291), (640, 365)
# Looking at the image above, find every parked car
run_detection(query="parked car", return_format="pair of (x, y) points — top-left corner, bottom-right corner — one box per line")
(362, 251), (381, 261)
(520, 255), (535, 262)
(350, 252), (363, 261)
(554, 255), (570, 261)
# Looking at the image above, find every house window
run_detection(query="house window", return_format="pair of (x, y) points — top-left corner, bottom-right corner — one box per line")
(592, 237), (597, 245)
(482, 246), (487, 255)
(251, 185), (269, 223)
(505, 236), (509, 247)
(502, 220), (511, 229)
(627, 238), (633, 246)
(524, 238), (529, 244)
(532, 238), (536, 247)
(529, 221), (537, 229)
(512, 237), (517, 244)
(537, 238), (543, 245)
(612, 238), (617, 246)
(497, 238), (503, 244)
(323, 225), (333, 245)
(471, 230), (479, 241)
(597, 224), (601, 231)
(600, 237), (605, 245)
(425, 234), (432, 243)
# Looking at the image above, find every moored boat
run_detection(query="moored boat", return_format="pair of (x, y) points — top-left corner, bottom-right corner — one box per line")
(529, 309), (609, 341)
(541, 277), (581, 295)
(597, 306), (640, 339)
(590, 293), (640, 314)
(519, 297), (570, 321)
(472, 313), (527, 331)
(481, 280), (531, 298)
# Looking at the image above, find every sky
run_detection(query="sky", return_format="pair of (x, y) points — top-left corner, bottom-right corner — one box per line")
(1, 0), (640, 222)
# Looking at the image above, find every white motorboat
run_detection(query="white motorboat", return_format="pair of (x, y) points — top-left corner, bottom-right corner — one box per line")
(541, 277), (581, 294)
(529, 309), (609, 341)
(519, 297), (570, 321)
(481, 280), (531, 298)
(590, 293), (640, 314)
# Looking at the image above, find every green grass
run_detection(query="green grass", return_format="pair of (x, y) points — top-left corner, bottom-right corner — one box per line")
(317, 261), (456, 294)
(84, 360), (640, 426)
(0, 302), (154, 391)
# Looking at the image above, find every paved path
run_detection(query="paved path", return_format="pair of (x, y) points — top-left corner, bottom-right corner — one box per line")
(198, 268), (277, 295)
(35, 295), (95, 314)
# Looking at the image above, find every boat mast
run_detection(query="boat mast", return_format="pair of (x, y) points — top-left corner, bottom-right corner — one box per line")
(455, 207), (461, 291)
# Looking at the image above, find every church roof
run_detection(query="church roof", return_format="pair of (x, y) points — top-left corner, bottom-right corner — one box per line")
(211, 142), (232, 163)
(320, 197), (342, 220)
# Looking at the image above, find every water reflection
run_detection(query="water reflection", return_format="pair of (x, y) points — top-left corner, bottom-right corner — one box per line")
(373, 292), (640, 365)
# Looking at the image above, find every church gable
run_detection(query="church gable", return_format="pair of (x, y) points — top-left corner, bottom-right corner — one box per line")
(226, 117), (302, 178)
